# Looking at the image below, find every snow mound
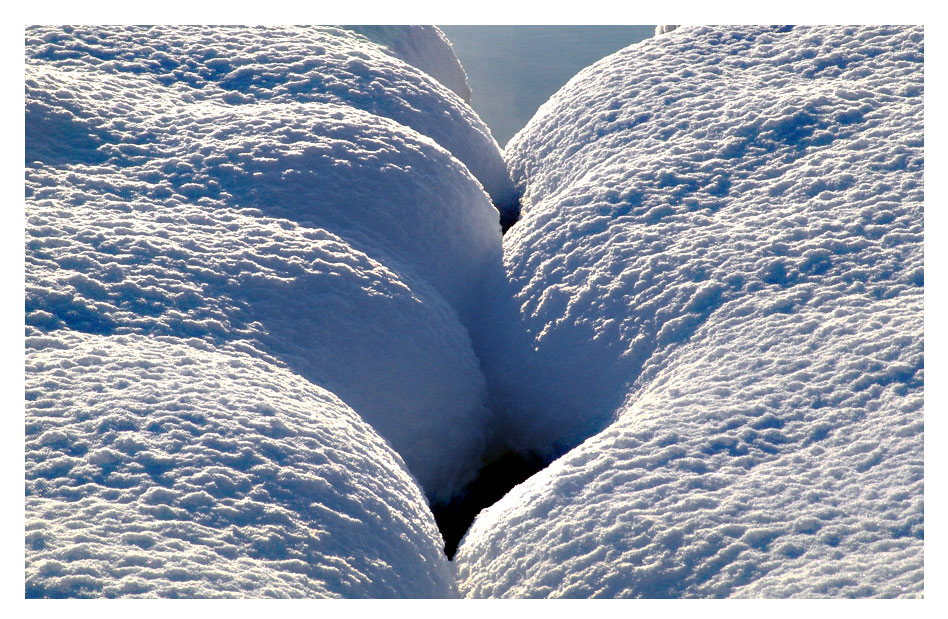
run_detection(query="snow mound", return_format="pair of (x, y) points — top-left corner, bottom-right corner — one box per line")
(25, 25), (518, 221)
(458, 25), (923, 597)
(342, 26), (473, 103)
(25, 332), (457, 598)
(25, 31), (508, 501)
(26, 158), (493, 502)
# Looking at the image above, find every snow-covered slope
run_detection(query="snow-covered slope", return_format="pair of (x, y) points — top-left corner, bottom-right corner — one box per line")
(25, 333), (457, 598)
(25, 24), (509, 595)
(25, 25), (518, 221)
(457, 292), (923, 597)
(25, 24), (924, 599)
(484, 24), (923, 458)
(26, 161), (493, 502)
(457, 25), (923, 597)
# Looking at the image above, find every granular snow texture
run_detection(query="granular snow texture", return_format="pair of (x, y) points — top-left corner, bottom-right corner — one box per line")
(25, 24), (925, 599)
(25, 25), (518, 220)
(25, 333), (458, 598)
(25, 26), (512, 596)
(25, 66), (502, 332)
(457, 25), (923, 598)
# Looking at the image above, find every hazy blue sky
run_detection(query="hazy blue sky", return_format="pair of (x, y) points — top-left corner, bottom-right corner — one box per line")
(439, 26), (655, 146)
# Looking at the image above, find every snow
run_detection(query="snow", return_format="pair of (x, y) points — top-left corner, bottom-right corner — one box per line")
(26, 66), (502, 332)
(24, 24), (924, 599)
(25, 118), (499, 505)
(25, 332), (458, 598)
(25, 25), (519, 222)
(25, 24), (501, 589)
(457, 25), (923, 597)
(343, 26), (473, 104)
(24, 23), (513, 505)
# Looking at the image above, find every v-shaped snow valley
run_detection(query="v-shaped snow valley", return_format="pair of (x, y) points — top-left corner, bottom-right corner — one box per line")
(25, 25), (923, 598)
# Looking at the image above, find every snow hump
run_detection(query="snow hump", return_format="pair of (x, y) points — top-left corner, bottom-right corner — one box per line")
(26, 159), (494, 503)
(25, 24), (924, 599)
(459, 25), (923, 598)
(25, 333), (458, 598)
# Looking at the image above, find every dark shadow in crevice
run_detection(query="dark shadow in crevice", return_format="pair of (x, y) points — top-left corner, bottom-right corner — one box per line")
(431, 449), (547, 559)
(495, 189), (522, 234)
(500, 209), (520, 234)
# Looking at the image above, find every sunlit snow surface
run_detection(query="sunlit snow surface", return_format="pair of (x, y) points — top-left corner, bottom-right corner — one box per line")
(458, 25), (923, 598)
(25, 24), (924, 598)
(25, 333), (457, 598)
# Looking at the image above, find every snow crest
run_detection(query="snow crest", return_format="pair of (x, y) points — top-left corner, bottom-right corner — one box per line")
(26, 159), (494, 502)
(25, 24), (924, 599)
(25, 26), (505, 504)
(25, 66), (501, 330)
(459, 25), (923, 597)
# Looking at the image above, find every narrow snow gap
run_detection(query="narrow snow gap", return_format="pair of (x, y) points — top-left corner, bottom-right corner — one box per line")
(431, 448), (547, 559)
(499, 199), (521, 233)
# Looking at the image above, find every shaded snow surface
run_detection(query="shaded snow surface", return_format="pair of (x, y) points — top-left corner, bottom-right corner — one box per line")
(25, 24), (924, 599)
(457, 25), (923, 598)
(25, 333), (458, 598)
(25, 66), (502, 333)
(343, 25), (473, 104)
(25, 157), (494, 502)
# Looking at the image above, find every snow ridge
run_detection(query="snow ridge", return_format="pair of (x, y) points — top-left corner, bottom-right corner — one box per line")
(25, 25), (518, 221)
(25, 24), (924, 599)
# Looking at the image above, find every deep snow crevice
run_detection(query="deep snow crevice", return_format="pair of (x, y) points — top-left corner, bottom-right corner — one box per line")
(431, 449), (547, 559)
(498, 200), (521, 234)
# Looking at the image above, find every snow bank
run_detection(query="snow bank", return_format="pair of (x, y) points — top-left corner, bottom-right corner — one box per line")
(459, 25), (923, 597)
(25, 332), (457, 598)
(457, 293), (923, 597)
(25, 25), (518, 220)
(25, 26), (511, 503)
(486, 24), (923, 457)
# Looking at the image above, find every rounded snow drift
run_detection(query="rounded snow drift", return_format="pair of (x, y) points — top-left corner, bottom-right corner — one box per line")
(25, 333), (458, 598)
